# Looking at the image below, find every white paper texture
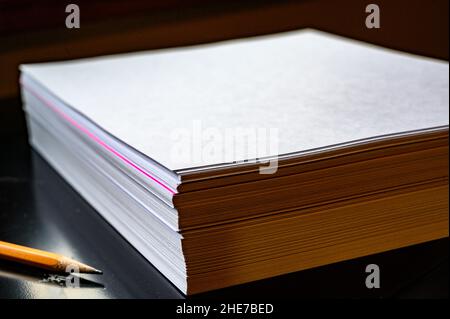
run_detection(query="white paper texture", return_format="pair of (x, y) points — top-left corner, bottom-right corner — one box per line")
(21, 29), (449, 171)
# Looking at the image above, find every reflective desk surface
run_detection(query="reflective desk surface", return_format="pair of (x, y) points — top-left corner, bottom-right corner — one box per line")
(0, 98), (448, 298)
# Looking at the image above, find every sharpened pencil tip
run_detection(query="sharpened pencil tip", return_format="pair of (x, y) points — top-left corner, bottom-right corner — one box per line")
(63, 257), (103, 274)
(82, 265), (103, 274)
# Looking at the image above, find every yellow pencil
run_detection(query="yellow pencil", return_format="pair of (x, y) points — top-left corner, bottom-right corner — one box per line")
(0, 240), (102, 274)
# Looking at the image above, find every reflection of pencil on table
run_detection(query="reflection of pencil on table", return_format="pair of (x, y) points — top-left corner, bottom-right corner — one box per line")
(0, 262), (104, 289)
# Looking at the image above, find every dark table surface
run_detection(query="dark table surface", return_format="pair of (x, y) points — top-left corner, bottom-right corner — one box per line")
(0, 97), (448, 299)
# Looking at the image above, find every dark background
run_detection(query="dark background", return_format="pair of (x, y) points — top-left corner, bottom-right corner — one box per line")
(0, 0), (448, 298)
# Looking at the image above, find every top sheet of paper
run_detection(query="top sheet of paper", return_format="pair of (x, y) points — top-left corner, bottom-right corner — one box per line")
(21, 29), (449, 171)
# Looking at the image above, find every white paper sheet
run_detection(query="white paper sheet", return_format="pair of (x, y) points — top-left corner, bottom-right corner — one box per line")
(21, 29), (449, 171)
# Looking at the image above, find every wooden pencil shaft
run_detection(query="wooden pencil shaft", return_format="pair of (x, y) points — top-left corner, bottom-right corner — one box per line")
(0, 241), (101, 274)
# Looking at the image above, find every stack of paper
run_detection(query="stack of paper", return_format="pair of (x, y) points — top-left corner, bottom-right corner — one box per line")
(20, 30), (449, 294)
